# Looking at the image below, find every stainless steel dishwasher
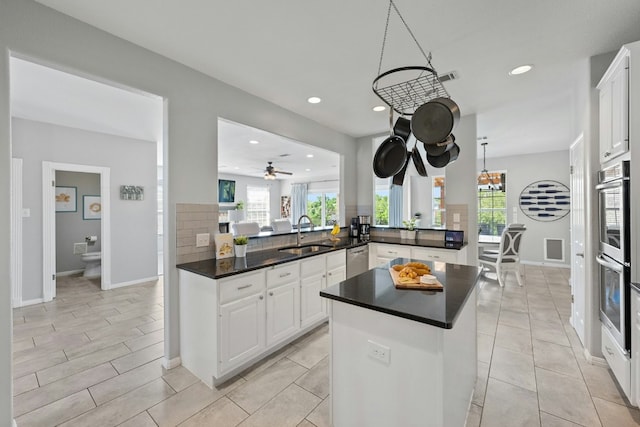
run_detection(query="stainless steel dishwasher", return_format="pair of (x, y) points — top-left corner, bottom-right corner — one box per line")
(346, 245), (369, 279)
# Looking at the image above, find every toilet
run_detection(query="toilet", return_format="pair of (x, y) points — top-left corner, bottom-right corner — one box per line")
(81, 251), (101, 278)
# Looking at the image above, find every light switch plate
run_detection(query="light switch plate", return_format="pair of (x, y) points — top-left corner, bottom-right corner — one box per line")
(22, 208), (30, 218)
(453, 213), (460, 223)
(196, 233), (210, 248)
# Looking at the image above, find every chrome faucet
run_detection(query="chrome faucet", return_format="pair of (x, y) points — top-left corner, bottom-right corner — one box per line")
(297, 214), (314, 246)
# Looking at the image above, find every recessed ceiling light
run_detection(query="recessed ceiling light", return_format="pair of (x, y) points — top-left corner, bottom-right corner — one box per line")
(234, 166), (240, 170)
(306, 154), (314, 158)
(305, 168), (311, 172)
(307, 97), (321, 104)
(249, 140), (259, 144)
(509, 64), (533, 76)
(373, 105), (386, 112)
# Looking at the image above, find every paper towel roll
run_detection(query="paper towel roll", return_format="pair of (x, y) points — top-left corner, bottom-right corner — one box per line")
(85, 235), (98, 245)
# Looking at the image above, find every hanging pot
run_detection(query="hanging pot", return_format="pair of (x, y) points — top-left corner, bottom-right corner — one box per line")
(424, 134), (455, 156)
(411, 97), (460, 145)
(411, 145), (428, 177)
(392, 152), (412, 186)
(427, 142), (460, 168)
(373, 109), (408, 178)
(393, 117), (411, 141)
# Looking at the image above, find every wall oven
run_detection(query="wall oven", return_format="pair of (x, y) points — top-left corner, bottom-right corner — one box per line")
(596, 160), (631, 353)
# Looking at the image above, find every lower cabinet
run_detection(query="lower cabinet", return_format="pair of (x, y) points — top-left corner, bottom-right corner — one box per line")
(300, 255), (326, 329)
(368, 243), (467, 269)
(632, 287), (640, 407)
(219, 292), (266, 372)
(266, 282), (300, 346)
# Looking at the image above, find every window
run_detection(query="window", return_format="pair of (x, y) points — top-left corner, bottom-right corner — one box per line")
(478, 172), (506, 236)
(375, 188), (389, 225)
(307, 192), (339, 226)
(432, 176), (445, 227)
(246, 186), (270, 227)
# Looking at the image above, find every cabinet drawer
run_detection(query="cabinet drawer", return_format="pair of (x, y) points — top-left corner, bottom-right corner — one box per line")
(412, 247), (457, 264)
(301, 255), (325, 277)
(601, 324), (630, 396)
(326, 249), (346, 270)
(376, 244), (411, 259)
(267, 262), (299, 289)
(219, 270), (266, 305)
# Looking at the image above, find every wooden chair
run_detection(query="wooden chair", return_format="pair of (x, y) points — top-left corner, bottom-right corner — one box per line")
(478, 224), (526, 287)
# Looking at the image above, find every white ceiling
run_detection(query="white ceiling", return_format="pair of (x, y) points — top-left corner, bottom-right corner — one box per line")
(31, 0), (640, 159)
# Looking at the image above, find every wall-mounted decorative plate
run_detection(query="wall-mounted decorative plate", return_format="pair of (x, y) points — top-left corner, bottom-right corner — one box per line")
(519, 180), (570, 222)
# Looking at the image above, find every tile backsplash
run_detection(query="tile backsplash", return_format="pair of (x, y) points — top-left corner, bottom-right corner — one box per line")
(176, 203), (219, 264)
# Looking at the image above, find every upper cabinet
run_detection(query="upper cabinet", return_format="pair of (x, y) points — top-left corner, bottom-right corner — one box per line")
(598, 47), (629, 164)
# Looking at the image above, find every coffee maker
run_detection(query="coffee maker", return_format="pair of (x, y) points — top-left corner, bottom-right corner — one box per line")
(350, 217), (360, 239)
(358, 215), (371, 241)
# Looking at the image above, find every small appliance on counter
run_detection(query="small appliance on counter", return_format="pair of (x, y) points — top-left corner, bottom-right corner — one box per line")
(350, 217), (360, 238)
(358, 215), (371, 241)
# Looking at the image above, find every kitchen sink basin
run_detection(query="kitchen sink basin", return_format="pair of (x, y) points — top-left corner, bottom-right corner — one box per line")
(278, 244), (333, 255)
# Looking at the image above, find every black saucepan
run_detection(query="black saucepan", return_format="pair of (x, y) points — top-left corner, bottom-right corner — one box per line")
(411, 146), (428, 177)
(393, 117), (411, 141)
(392, 152), (412, 186)
(424, 134), (455, 157)
(411, 97), (460, 145)
(373, 135), (407, 178)
(426, 142), (460, 168)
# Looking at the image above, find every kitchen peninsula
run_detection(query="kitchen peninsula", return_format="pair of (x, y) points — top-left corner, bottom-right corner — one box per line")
(320, 258), (480, 427)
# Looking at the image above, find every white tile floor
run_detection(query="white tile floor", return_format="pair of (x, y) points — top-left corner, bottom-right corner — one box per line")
(11, 266), (640, 426)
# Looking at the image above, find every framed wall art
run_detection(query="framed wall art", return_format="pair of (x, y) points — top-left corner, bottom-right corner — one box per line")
(519, 180), (570, 222)
(55, 186), (77, 212)
(83, 195), (102, 220)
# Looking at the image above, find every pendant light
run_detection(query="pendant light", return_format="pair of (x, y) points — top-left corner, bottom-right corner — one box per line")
(479, 142), (496, 191)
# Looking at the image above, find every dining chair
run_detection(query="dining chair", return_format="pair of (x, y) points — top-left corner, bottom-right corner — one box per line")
(231, 222), (261, 236)
(478, 224), (526, 287)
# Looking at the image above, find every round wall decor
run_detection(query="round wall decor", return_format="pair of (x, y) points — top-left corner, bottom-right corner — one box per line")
(519, 180), (570, 222)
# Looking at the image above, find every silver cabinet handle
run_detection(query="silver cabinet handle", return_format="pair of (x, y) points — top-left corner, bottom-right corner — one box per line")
(328, 272), (332, 276)
(237, 284), (253, 290)
(279, 272), (291, 278)
(605, 346), (614, 356)
(432, 255), (440, 259)
(604, 151), (611, 157)
(576, 253), (584, 258)
(259, 295), (264, 300)
(387, 251), (397, 254)
(269, 291), (274, 296)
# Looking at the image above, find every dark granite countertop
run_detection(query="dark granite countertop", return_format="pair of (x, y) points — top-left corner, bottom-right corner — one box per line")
(177, 237), (466, 280)
(320, 258), (480, 329)
(368, 237), (466, 250)
(632, 282), (640, 293)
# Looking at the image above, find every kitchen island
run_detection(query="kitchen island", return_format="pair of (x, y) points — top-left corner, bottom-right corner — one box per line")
(320, 258), (480, 427)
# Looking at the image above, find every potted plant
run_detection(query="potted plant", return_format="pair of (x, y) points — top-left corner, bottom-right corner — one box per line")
(402, 217), (418, 240)
(234, 235), (249, 257)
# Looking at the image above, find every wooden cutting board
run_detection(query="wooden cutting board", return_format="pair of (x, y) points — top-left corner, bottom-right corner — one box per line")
(388, 268), (443, 291)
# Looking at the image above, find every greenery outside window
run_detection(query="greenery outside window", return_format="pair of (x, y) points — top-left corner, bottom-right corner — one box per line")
(478, 172), (506, 236)
(307, 192), (338, 226)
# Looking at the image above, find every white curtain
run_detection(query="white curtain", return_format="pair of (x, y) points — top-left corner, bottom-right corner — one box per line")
(290, 183), (308, 225)
(389, 184), (403, 227)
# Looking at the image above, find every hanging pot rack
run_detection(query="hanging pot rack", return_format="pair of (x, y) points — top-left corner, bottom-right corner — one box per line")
(372, 0), (450, 116)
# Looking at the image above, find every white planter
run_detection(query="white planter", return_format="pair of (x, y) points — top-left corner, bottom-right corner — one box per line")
(234, 244), (247, 258)
(406, 230), (417, 240)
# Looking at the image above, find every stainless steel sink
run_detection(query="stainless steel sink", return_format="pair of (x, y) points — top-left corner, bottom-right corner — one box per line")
(278, 244), (333, 255)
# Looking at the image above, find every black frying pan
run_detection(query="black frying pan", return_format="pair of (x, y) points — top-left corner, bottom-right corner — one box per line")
(411, 97), (460, 145)
(373, 136), (407, 178)
(427, 142), (460, 168)
(392, 152), (411, 186)
(393, 117), (411, 141)
(411, 146), (428, 177)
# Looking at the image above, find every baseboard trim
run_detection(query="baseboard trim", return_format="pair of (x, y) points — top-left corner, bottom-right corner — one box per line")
(13, 419), (17, 427)
(107, 276), (159, 290)
(521, 260), (570, 269)
(56, 269), (85, 277)
(19, 298), (45, 307)
(163, 356), (182, 370)
(584, 349), (608, 367)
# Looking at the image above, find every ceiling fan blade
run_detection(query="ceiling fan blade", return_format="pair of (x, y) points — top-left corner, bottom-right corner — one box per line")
(275, 170), (293, 175)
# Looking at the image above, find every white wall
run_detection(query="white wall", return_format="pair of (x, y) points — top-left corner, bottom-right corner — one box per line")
(55, 171), (101, 273)
(482, 150), (570, 265)
(13, 118), (158, 299)
(218, 173), (281, 221)
(0, 1), (358, 419)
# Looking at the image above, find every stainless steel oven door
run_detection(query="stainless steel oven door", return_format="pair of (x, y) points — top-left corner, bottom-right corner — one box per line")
(596, 179), (627, 263)
(596, 254), (630, 352)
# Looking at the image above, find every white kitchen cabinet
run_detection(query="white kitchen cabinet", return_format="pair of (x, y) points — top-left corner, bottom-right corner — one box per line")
(220, 292), (266, 372)
(601, 323), (631, 400)
(598, 47), (629, 164)
(412, 247), (458, 264)
(369, 243), (412, 268)
(266, 281), (300, 346)
(326, 249), (347, 287)
(632, 287), (640, 407)
(368, 242), (467, 269)
(300, 255), (325, 328)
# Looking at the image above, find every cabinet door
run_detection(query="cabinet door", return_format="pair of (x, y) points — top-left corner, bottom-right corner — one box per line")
(266, 282), (300, 346)
(599, 84), (613, 163)
(412, 247), (458, 264)
(632, 289), (640, 407)
(327, 266), (346, 287)
(300, 272), (325, 328)
(371, 244), (411, 268)
(610, 57), (629, 159)
(220, 293), (266, 373)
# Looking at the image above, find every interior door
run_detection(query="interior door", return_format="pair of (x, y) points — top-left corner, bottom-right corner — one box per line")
(570, 134), (586, 345)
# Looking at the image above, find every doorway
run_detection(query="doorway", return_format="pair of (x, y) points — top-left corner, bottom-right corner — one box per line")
(570, 133), (586, 345)
(42, 162), (111, 300)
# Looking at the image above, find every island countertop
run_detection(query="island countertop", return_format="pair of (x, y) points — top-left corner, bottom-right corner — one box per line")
(320, 258), (480, 329)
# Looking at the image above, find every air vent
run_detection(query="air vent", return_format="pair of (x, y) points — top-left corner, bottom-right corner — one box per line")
(438, 71), (459, 83)
(544, 238), (564, 262)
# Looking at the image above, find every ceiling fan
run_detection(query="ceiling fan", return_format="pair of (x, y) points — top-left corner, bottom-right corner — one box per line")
(264, 161), (292, 180)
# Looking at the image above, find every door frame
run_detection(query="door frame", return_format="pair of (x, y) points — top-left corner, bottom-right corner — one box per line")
(569, 133), (586, 344)
(42, 161), (111, 301)
(11, 158), (23, 307)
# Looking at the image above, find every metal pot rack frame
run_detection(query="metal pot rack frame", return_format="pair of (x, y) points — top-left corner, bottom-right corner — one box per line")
(372, 0), (450, 116)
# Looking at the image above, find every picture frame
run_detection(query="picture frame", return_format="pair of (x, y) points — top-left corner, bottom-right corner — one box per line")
(83, 195), (102, 220)
(214, 233), (235, 259)
(55, 186), (77, 212)
(218, 179), (236, 203)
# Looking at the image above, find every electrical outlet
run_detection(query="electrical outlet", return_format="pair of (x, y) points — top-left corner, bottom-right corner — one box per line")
(367, 340), (390, 364)
(196, 233), (210, 248)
